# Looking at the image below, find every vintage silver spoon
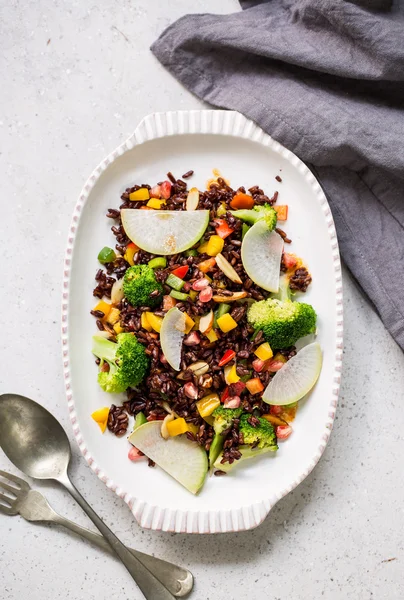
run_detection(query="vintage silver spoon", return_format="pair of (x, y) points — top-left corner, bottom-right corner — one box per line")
(0, 393), (181, 600)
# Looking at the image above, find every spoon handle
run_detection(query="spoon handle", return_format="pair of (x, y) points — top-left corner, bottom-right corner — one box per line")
(58, 473), (176, 600)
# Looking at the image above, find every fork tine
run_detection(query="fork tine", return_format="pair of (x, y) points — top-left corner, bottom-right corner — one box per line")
(0, 470), (30, 492)
(0, 491), (16, 508)
(0, 481), (19, 498)
(0, 498), (16, 515)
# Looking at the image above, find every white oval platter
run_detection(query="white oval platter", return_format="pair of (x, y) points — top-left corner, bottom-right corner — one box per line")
(63, 110), (343, 534)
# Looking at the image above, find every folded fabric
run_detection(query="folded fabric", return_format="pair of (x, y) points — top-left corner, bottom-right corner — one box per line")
(151, 0), (404, 349)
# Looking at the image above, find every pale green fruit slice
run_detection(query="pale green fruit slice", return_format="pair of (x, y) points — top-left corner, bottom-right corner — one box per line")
(121, 209), (209, 255)
(160, 307), (186, 371)
(241, 221), (283, 292)
(263, 342), (322, 405)
(128, 421), (208, 494)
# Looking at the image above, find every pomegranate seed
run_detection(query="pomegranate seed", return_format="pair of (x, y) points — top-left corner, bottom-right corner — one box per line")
(184, 382), (199, 400)
(252, 358), (267, 372)
(223, 396), (241, 409)
(182, 282), (191, 292)
(128, 446), (144, 461)
(183, 331), (200, 346)
(276, 425), (293, 440)
(160, 180), (172, 199)
(266, 359), (285, 372)
(160, 353), (168, 364)
(149, 185), (161, 199)
(283, 253), (297, 269)
(199, 286), (213, 303)
(270, 405), (283, 416)
(192, 278), (210, 291)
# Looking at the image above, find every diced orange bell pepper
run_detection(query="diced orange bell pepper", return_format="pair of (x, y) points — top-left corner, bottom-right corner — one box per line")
(184, 313), (195, 334)
(263, 414), (288, 427)
(124, 242), (139, 266)
(129, 188), (150, 201)
(198, 258), (216, 273)
(93, 300), (111, 319)
(196, 393), (220, 418)
(230, 193), (255, 210)
(163, 295), (177, 312)
(166, 417), (188, 437)
(245, 377), (264, 395)
(275, 205), (288, 221)
(91, 407), (110, 433)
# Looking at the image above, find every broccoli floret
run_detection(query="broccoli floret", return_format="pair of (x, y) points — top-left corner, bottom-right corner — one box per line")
(247, 298), (316, 349)
(239, 414), (278, 449)
(92, 333), (149, 393)
(231, 203), (277, 231)
(213, 415), (278, 472)
(212, 406), (243, 434)
(123, 264), (163, 307)
(209, 406), (243, 466)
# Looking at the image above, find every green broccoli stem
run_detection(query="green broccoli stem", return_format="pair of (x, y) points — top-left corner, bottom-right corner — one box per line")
(213, 445), (277, 472)
(92, 336), (118, 363)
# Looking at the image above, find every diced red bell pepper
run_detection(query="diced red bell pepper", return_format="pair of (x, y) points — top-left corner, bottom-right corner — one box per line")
(229, 381), (246, 396)
(171, 265), (189, 279)
(163, 295), (177, 311)
(215, 219), (234, 240)
(218, 349), (236, 367)
(221, 386), (230, 403)
(230, 193), (255, 210)
(223, 396), (241, 409)
(276, 425), (293, 440)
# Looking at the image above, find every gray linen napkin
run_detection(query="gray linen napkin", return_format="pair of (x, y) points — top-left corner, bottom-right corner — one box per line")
(151, 0), (404, 349)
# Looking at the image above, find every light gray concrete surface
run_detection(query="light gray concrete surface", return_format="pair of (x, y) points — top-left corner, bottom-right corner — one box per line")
(1, 1), (403, 599)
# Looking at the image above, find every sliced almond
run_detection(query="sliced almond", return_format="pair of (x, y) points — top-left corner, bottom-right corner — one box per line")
(215, 253), (243, 284)
(199, 310), (214, 334)
(212, 291), (248, 303)
(186, 187), (199, 211)
(188, 361), (210, 376)
(161, 413), (175, 439)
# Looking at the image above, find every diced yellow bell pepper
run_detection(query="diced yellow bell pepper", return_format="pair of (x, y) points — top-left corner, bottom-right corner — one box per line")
(224, 364), (240, 384)
(196, 393), (220, 418)
(187, 423), (199, 435)
(147, 198), (166, 209)
(198, 241), (209, 254)
(206, 235), (224, 257)
(141, 312), (152, 332)
(106, 307), (121, 325)
(216, 202), (227, 217)
(273, 352), (287, 364)
(166, 417), (188, 437)
(145, 312), (163, 333)
(184, 313), (195, 334)
(113, 323), (124, 334)
(217, 313), (238, 333)
(124, 243), (139, 266)
(91, 407), (110, 433)
(206, 329), (219, 343)
(129, 188), (150, 201)
(189, 290), (198, 302)
(254, 342), (273, 361)
(93, 300), (111, 318)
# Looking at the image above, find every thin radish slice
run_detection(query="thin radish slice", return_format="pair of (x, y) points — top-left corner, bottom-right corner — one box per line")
(160, 307), (186, 371)
(121, 209), (209, 255)
(241, 222), (283, 292)
(263, 342), (322, 405)
(128, 421), (208, 494)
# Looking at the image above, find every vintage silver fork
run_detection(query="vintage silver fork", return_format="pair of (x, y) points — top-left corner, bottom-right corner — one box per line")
(0, 470), (193, 598)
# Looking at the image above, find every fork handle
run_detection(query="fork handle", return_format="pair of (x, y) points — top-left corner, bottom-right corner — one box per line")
(50, 512), (192, 597)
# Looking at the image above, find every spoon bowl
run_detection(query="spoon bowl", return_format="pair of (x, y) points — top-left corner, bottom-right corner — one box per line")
(0, 393), (71, 480)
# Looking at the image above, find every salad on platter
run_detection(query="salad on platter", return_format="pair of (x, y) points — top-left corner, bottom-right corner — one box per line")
(90, 170), (322, 494)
